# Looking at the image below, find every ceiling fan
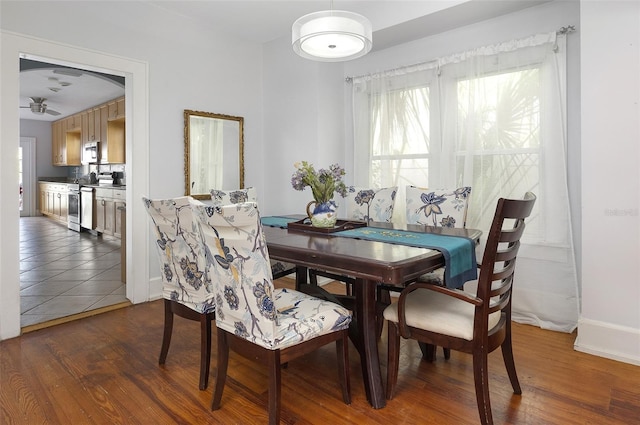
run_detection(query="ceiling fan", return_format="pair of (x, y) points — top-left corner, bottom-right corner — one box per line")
(20, 97), (61, 116)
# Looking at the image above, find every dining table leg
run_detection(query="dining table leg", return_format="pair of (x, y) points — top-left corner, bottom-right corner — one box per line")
(353, 277), (386, 409)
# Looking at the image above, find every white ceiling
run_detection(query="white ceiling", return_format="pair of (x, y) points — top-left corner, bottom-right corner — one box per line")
(19, 65), (125, 122)
(19, 0), (549, 122)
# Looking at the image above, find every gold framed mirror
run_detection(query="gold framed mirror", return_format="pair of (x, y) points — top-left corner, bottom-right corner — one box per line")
(184, 110), (244, 200)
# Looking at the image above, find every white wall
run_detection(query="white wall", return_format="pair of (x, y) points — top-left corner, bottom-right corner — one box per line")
(0, 1), (264, 339)
(20, 119), (67, 180)
(576, 0), (640, 365)
(262, 40), (346, 215)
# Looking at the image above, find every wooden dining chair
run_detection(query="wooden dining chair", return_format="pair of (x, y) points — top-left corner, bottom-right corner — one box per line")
(384, 192), (536, 425)
(190, 200), (352, 425)
(142, 196), (215, 390)
(308, 186), (397, 295)
(209, 187), (298, 280)
(377, 186), (473, 355)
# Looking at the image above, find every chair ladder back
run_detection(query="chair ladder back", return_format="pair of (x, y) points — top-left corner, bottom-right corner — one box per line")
(476, 193), (536, 307)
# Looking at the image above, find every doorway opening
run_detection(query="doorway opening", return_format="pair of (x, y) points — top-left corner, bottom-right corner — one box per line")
(19, 56), (129, 329)
(1, 31), (149, 340)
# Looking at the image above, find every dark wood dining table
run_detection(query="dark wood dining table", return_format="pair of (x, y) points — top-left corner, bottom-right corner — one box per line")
(263, 220), (482, 409)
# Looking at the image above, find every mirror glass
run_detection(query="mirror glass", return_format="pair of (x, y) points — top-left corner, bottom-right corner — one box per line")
(184, 110), (244, 200)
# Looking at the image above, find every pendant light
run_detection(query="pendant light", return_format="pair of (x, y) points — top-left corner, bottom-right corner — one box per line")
(292, 1), (372, 62)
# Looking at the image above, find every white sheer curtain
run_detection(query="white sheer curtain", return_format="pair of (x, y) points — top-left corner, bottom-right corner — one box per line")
(351, 32), (579, 332)
(189, 116), (224, 194)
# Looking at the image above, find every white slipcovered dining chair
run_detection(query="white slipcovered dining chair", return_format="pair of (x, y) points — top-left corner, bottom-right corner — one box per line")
(344, 186), (398, 223)
(405, 186), (472, 285)
(190, 200), (352, 425)
(406, 185), (472, 229)
(142, 196), (214, 390)
(209, 187), (297, 280)
(308, 186), (397, 295)
(384, 192), (536, 425)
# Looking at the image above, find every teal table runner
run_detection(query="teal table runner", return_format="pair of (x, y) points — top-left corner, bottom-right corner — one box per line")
(261, 217), (477, 289)
(337, 228), (476, 289)
(261, 216), (299, 228)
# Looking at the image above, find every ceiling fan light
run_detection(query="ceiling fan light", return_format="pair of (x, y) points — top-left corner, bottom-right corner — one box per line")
(30, 103), (46, 114)
(292, 10), (372, 62)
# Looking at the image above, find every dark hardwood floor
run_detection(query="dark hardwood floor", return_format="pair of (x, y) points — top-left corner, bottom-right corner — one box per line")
(1, 278), (639, 424)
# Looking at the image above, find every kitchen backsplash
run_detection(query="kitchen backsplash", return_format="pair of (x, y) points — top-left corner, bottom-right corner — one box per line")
(65, 163), (126, 184)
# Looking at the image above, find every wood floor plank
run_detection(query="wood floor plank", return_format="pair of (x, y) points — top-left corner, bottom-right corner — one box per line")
(1, 278), (639, 424)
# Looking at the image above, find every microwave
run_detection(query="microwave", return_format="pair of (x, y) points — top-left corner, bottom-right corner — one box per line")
(83, 141), (101, 164)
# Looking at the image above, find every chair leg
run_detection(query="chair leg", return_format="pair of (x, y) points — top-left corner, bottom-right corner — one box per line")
(386, 321), (401, 400)
(419, 342), (436, 362)
(472, 350), (493, 425)
(501, 324), (522, 394)
(443, 347), (451, 359)
(198, 313), (212, 390)
(336, 331), (351, 404)
(159, 299), (174, 365)
(267, 350), (282, 425)
(211, 328), (229, 411)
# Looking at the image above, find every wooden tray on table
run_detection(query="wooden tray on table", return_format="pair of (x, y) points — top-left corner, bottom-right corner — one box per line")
(287, 218), (367, 234)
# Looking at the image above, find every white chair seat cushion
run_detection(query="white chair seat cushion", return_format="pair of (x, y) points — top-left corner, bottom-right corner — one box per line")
(383, 288), (501, 341)
(271, 288), (352, 350)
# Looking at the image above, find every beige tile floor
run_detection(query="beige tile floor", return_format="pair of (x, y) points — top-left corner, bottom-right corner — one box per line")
(20, 217), (128, 328)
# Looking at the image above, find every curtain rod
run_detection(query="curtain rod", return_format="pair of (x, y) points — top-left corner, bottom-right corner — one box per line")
(345, 25), (576, 83)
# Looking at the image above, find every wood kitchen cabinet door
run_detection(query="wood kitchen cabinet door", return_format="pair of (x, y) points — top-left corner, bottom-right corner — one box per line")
(51, 121), (66, 165)
(104, 198), (116, 236)
(95, 196), (107, 234)
(107, 97), (125, 120)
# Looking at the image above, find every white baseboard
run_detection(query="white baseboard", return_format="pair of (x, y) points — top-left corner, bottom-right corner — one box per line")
(574, 317), (640, 366)
(148, 276), (163, 302)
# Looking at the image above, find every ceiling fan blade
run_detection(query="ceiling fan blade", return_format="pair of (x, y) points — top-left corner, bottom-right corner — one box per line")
(46, 109), (61, 116)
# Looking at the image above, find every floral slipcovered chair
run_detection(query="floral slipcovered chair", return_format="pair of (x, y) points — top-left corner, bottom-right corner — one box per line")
(387, 186), (472, 358)
(309, 186), (398, 294)
(344, 186), (397, 223)
(406, 186), (472, 228)
(209, 187), (297, 280)
(190, 200), (352, 425)
(142, 196), (214, 390)
(404, 185), (473, 285)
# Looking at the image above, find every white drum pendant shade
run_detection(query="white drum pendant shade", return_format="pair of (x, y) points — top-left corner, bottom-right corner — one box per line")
(292, 10), (372, 62)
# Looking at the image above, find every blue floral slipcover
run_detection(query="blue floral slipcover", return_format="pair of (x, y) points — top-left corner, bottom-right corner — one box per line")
(406, 186), (472, 228)
(209, 187), (258, 205)
(142, 196), (214, 314)
(209, 187), (295, 279)
(405, 186), (472, 285)
(190, 201), (352, 350)
(345, 186), (397, 223)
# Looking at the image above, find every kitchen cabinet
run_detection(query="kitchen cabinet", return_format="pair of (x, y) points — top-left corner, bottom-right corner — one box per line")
(39, 182), (68, 223)
(67, 113), (82, 131)
(107, 96), (125, 120)
(95, 187), (125, 238)
(52, 116), (81, 166)
(76, 98), (125, 164)
(51, 121), (64, 165)
(82, 107), (102, 144)
(104, 118), (125, 164)
(113, 190), (126, 238)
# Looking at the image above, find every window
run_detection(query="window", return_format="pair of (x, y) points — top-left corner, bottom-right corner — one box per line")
(352, 33), (579, 331)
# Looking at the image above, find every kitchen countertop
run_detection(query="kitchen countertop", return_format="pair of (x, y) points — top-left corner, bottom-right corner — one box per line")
(81, 184), (126, 189)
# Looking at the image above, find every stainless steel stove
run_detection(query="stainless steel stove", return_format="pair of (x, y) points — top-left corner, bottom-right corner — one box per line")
(67, 183), (81, 232)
